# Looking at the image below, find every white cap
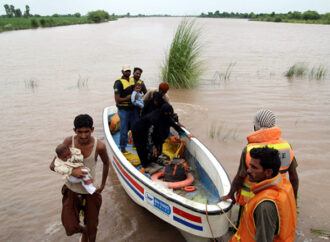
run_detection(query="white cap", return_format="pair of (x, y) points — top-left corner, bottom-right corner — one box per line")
(122, 64), (131, 71)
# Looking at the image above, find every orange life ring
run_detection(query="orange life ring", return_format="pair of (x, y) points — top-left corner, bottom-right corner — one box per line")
(151, 170), (194, 189)
(184, 186), (196, 192)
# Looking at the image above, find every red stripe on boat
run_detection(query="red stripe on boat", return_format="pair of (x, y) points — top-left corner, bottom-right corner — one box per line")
(173, 207), (202, 223)
(113, 156), (144, 194)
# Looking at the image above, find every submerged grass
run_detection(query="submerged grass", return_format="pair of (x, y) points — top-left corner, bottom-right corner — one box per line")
(214, 62), (236, 81)
(309, 65), (327, 80)
(285, 63), (308, 79)
(77, 76), (88, 88)
(161, 18), (205, 88)
(25, 79), (38, 89)
(209, 122), (238, 142)
(285, 63), (328, 80)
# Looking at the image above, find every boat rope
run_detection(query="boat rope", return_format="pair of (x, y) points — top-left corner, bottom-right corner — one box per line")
(216, 204), (238, 231)
(205, 203), (216, 241)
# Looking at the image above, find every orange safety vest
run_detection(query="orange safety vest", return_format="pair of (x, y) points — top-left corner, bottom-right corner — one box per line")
(230, 174), (297, 242)
(236, 127), (294, 206)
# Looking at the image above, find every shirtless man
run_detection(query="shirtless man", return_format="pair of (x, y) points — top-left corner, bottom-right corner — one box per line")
(50, 114), (110, 242)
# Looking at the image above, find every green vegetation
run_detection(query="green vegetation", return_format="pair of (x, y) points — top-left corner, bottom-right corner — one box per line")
(1, 3), (116, 33)
(200, 10), (330, 25)
(209, 122), (238, 142)
(285, 63), (328, 80)
(214, 62), (236, 81)
(285, 63), (308, 79)
(77, 76), (89, 89)
(87, 10), (111, 23)
(310, 228), (330, 238)
(161, 19), (205, 88)
(25, 79), (38, 90)
(309, 65), (327, 80)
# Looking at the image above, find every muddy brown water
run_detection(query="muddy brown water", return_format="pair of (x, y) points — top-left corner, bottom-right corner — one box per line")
(0, 17), (329, 241)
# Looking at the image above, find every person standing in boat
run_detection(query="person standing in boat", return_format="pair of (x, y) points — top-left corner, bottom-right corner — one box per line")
(221, 109), (299, 224)
(113, 65), (137, 153)
(143, 81), (170, 104)
(130, 67), (147, 94)
(229, 146), (297, 241)
(141, 91), (165, 117)
(132, 103), (191, 172)
(49, 114), (110, 242)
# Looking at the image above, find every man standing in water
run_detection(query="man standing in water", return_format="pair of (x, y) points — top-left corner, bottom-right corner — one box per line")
(221, 109), (299, 224)
(130, 67), (147, 94)
(113, 65), (136, 153)
(50, 114), (110, 242)
(229, 147), (297, 241)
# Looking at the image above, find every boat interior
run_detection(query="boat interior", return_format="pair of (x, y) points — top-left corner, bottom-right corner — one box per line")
(107, 113), (221, 205)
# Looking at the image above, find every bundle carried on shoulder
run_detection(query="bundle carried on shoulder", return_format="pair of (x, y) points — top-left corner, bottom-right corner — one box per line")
(164, 158), (189, 182)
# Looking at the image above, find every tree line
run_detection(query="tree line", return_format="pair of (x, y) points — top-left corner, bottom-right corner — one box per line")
(200, 10), (330, 24)
(3, 4), (30, 18)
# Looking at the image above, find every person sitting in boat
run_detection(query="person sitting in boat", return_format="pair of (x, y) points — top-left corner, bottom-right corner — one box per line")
(141, 91), (165, 117)
(143, 81), (170, 104)
(54, 143), (96, 195)
(132, 103), (191, 173)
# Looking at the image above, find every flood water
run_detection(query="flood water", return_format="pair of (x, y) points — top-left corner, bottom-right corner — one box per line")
(0, 17), (329, 241)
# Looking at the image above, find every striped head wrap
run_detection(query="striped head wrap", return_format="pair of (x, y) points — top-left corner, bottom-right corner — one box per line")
(253, 109), (276, 131)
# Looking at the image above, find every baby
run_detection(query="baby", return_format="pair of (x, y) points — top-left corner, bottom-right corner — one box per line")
(54, 143), (96, 194)
(131, 82), (144, 109)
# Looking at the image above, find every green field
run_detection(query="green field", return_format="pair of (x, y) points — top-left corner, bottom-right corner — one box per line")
(0, 15), (116, 33)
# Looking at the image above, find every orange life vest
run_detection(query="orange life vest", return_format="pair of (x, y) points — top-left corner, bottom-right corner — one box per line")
(236, 127), (294, 206)
(230, 174), (297, 242)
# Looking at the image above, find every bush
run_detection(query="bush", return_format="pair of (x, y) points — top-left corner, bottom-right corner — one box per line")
(30, 18), (39, 28)
(74, 12), (81, 18)
(275, 17), (282, 22)
(302, 10), (320, 20)
(87, 10), (110, 23)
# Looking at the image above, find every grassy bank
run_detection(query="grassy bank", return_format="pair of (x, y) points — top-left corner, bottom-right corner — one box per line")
(0, 13), (116, 33)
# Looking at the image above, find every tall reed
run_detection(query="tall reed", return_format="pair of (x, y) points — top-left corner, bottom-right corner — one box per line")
(161, 18), (205, 88)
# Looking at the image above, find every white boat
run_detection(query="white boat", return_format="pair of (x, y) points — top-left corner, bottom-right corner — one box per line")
(102, 106), (233, 241)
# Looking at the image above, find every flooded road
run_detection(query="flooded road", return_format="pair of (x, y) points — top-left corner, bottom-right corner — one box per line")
(0, 17), (329, 241)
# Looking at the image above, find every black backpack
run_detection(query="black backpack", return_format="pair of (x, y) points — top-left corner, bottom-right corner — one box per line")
(164, 158), (188, 182)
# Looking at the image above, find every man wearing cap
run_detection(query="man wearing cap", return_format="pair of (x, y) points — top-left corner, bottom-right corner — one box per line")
(130, 67), (147, 94)
(113, 65), (136, 153)
(221, 109), (299, 224)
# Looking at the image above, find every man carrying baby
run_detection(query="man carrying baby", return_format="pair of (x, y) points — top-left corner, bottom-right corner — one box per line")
(50, 114), (110, 242)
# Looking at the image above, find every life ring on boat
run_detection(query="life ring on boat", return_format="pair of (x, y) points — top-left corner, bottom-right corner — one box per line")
(151, 170), (194, 189)
(184, 186), (196, 192)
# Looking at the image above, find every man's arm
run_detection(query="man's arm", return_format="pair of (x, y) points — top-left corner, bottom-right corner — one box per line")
(288, 157), (299, 200)
(254, 201), (278, 242)
(221, 148), (247, 202)
(95, 141), (110, 193)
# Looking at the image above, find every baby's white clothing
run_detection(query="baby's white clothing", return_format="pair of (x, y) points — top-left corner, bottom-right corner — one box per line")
(54, 147), (96, 194)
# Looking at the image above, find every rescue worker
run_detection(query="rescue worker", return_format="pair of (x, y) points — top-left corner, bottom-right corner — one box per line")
(221, 109), (299, 225)
(130, 67), (147, 94)
(113, 65), (136, 153)
(229, 146), (297, 242)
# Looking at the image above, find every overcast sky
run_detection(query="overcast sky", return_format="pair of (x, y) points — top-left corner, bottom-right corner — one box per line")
(0, 0), (329, 16)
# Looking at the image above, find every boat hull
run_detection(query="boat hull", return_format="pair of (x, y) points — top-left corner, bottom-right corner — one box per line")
(103, 106), (233, 239)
